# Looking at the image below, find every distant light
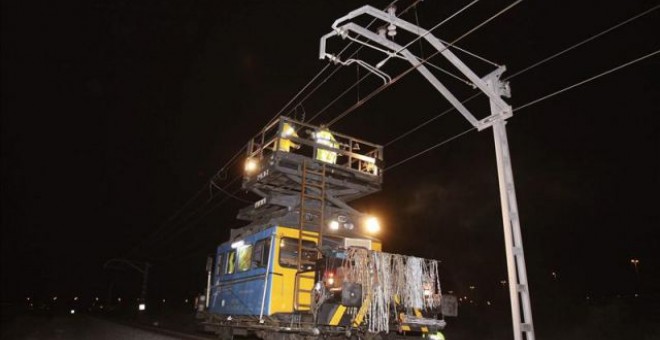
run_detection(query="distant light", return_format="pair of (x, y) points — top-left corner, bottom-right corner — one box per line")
(99, 305), (104, 310)
(231, 240), (245, 249)
(138, 303), (146, 311)
(244, 158), (258, 173)
(365, 216), (380, 234)
(74, 296), (79, 301)
(162, 299), (166, 303)
(500, 280), (507, 286)
(70, 309), (75, 315)
(469, 286), (476, 290)
(26, 297), (31, 301)
(53, 296), (58, 301)
(95, 297), (99, 301)
(185, 299), (189, 303)
(117, 297), (122, 302)
(486, 301), (492, 306)
(329, 220), (339, 231)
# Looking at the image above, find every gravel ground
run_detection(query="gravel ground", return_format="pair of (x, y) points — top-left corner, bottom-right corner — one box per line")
(1, 314), (192, 340)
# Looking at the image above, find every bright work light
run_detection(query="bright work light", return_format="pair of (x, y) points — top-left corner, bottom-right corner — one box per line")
(365, 216), (380, 234)
(244, 158), (258, 173)
(329, 220), (339, 231)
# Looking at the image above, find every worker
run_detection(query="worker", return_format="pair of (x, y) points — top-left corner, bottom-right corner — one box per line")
(278, 122), (300, 152)
(314, 125), (339, 164)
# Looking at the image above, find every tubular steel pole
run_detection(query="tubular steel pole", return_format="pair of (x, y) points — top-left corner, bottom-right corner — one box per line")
(321, 6), (536, 338)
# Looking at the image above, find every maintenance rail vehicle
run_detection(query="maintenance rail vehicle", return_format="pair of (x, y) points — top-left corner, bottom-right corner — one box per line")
(197, 117), (447, 340)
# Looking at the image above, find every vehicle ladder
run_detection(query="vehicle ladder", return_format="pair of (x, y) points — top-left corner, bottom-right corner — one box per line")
(293, 160), (326, 311)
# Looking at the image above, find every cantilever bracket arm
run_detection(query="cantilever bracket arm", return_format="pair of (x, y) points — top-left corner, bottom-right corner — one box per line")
(328, 23), (480, 128)
(320, 5), (513, 130)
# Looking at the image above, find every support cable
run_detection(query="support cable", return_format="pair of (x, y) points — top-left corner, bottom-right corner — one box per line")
(505, 4), (659, 81)
(344, 33), (475, 86)
(266, 0), (405, 126)
(512, 49), (658, 112)
(385, 49), (658, 171)
(124, 0), (409, 260)
(301, 0), (423, 123)
(308, 0), (491, 124)
(210, 180), (252, 204)
(129, 176), (244, 257)
(151, 179), (245, 251)
(384, 4), (659, 147)
(327, 0), (523, 126)
(378, 0), (500, 69)
(144, 0), (520, 258)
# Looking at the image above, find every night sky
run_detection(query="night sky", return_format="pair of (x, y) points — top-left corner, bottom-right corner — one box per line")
(2, 0), (659, 323)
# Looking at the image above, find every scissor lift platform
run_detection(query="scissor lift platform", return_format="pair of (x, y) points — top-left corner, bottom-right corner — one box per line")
(242, 117), (383, 201)
(239, 117), (383, 223)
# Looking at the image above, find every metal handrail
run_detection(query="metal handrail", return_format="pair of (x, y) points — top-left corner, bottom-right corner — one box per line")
(246, 116), (383, 176)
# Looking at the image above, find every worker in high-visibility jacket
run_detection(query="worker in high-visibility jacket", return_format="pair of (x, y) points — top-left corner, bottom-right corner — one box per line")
(314, 125), (339, 164)
(278, 122), (300, 152)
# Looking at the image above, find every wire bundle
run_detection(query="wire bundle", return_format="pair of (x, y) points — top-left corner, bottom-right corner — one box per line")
(344, 248), (442, 333)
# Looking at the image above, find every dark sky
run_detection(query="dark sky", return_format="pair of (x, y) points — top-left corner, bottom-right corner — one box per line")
(2, 0), (659, 306)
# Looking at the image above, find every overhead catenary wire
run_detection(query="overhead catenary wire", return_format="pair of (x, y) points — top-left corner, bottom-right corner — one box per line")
(129, 175), (245, 257)
(301, 0), (426, 124)
(327, 0), (524, 126)
(140, 1), (421, 256)
(152, 0), (523, 248)
(307, 0), (489, 124)
(513, 49), (659, 112)
(123, 0), (464, 262)
(504, 4), (659, 81)
(145, 1), (522, 262)
(210, 179), (251, 204)
(127, 2), (406, 257)
(344, 33), (476, 87)
(264, 0), (405, 126)
(153, 178), (245, 250)
(383, 4), (659, 147)
(385, 49), (659, 172)
(140, 3), (656, 261)
(377, 0), (500, 69)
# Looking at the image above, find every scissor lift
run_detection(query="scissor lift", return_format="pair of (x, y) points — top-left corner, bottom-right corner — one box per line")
(238, 116), (384, 312)
(239, 116), (383, 225)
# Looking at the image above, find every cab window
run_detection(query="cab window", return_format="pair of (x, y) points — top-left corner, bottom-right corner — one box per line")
(279, 237), (316, 270)
(237, 245), (253, 272)
(216, 254), (224, 276)
(226, 250), (236, 274)
(252, 238), (271, 269)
